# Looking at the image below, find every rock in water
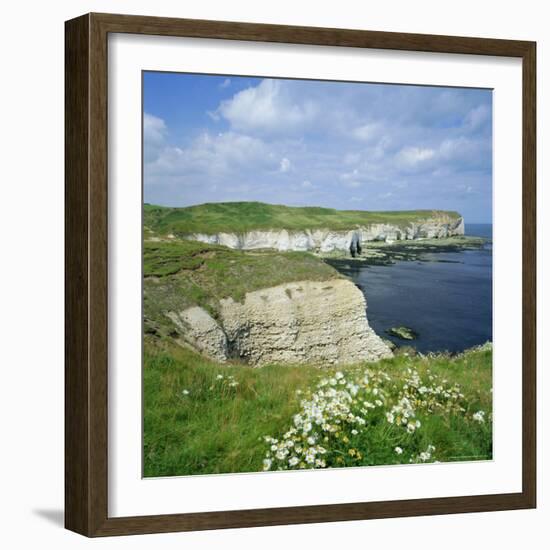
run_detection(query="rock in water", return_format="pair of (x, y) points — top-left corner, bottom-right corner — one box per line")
(387, 326), (418, 341)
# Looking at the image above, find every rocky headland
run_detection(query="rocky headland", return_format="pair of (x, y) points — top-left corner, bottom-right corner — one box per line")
(187, 215), (464, 255)
(143, 203), (476, 367)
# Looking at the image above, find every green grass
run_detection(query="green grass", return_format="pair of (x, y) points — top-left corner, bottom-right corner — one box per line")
(144, 239), (340, 332)
(144, 202), (462, 236)
(143, 340), (492, 477)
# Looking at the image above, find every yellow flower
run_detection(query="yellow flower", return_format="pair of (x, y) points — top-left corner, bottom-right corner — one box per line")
(348, 448), (357, 457)
(342, 436), (350, 444)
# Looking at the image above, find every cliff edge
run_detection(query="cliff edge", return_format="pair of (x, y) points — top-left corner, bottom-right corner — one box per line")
(168, 279), (391, 367)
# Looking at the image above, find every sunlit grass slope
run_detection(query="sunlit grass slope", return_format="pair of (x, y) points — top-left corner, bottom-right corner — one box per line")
(144, 202), (462, 236)
(144, 339), (492, 477)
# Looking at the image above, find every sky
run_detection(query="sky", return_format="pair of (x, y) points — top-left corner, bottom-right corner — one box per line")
(143, 72), (493, 223)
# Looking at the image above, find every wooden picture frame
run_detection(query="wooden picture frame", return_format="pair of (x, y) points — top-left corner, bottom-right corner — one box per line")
(65, 12), (536, 537)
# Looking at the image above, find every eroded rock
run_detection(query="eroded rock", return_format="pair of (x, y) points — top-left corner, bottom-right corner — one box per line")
(219, 279), (392, 366)
(167, 306), (228, 362)
(186, 217), (464, 254)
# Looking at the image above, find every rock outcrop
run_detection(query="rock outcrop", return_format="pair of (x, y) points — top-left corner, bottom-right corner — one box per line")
(168, 279), (392, 367)
(167, 306), (228, 363)
(186, 216), (464, 254)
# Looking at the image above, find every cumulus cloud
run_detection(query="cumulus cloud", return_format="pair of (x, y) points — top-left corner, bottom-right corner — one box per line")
(146, 131), (277, 188)
(143, 113), (167, 162)
(144, 112), (166, 143)
(216, 79), (318, 134)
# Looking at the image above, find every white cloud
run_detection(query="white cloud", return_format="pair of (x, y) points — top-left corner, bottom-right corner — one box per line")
(143, 113), (167, 162)
(339, 169), (363, 188)
(352, 123), (379, 141)
(397, 146), (435, 166)
(144, 113), (166, 144)
(301, 180), (313, 188)
(146, 131), (277, 184)
(340, 169), (360, 181)
(217, 79), (318, 134)
(280, 157), (291, 172)
(220, 78), (231, 89)
(465, 104), (491, 131)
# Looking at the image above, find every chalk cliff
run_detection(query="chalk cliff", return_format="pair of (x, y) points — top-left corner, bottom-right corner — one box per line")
(185, 216), (464, 253)
(167, 279), (392, 366)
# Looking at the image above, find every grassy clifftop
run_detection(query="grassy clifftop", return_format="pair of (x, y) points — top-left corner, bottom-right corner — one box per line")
(144, 239), (341, 335)
(144, 202), (462, 236)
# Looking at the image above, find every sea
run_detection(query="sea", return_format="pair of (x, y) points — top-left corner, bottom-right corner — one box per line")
(330, 224), (493, 354)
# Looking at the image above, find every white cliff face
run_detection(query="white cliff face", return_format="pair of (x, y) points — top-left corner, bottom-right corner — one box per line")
(167, 307), (228, 363)
(169, 279), (392, 367)
(187, 217), (464, 253)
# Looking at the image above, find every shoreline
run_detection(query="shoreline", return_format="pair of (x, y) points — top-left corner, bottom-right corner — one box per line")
(321, 235), (488, 266)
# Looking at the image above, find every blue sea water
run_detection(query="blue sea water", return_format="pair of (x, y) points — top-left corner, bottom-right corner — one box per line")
(333, 224), (493, 354)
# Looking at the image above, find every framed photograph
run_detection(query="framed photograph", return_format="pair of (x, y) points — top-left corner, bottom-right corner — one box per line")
(65, 13), (536, 537)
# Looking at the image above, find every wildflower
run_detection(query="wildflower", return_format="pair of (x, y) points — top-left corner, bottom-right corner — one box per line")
(288, 456), (299, 467)
(395, 446), (403, 455)
(216, 374), (223, 380)
(351, 429), (358, 435)
(275, 448), (289, 460)
(182, 389), (190, 395)
(262, 459), (272, 471)
(473, 411), (486, 423)
(305, 451), (316, 464)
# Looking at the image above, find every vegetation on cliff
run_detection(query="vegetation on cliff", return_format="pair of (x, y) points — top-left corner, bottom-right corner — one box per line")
(144, 201), (462, 236)
(144, 339), (492, 477)
(144, 239), (341, 335)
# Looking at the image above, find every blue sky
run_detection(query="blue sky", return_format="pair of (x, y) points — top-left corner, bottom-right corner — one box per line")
(143, 72), (493, 223)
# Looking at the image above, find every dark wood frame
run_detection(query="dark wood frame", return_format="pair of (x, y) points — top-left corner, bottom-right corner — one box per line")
(65, 12), (537, 537)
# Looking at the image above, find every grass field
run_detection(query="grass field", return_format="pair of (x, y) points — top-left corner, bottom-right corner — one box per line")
(144, 201), (462, 236)
(144, 239), (341, 334)
(143, 339), (492, 477)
